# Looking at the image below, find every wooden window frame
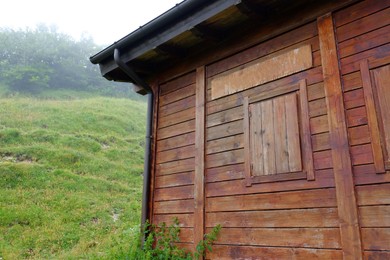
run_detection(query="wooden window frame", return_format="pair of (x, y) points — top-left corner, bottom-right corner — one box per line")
(244, 79), (315, 186)
(360, 60), (389, 173)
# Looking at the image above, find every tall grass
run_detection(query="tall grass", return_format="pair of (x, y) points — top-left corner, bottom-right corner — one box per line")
(0, 97), (146, 259)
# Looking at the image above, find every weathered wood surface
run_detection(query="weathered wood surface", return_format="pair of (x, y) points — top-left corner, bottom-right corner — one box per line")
(207, 245), (342, 260)
(155, 171), (194, 188)
(193, 66), (205, 251)
(210, 45), (313, 99)
(318, 13), (363, 259)
(359, 206), (390, 227)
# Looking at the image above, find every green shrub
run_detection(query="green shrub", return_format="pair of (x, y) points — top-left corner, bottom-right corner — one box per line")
(128, 218), (221, 260)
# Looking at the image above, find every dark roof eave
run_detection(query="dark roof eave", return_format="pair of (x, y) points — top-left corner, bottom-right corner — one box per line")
(90, 0), (219, 64)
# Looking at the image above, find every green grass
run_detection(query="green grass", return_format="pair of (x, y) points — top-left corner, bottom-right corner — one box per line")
(0, 97), (146, 259)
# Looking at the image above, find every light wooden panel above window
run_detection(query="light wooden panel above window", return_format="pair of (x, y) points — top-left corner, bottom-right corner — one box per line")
(210, 44), (313, 100)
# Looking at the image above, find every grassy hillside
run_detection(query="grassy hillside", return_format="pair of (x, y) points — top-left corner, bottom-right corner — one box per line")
(0, 97), (146, 259)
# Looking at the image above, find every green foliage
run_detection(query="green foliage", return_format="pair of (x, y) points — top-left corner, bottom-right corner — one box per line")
(127, 219), (221, 260)
(0, 96), (146, 259)
(0, 25), (142, 99)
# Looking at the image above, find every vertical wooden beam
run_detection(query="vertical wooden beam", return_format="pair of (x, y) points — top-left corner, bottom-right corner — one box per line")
(317, 13), (363, 259)
(194, 66), (206, 255)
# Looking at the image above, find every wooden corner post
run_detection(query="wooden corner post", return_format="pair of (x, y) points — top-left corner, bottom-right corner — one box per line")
(317, 13), (363, 259)
(194, 66), (206, 255)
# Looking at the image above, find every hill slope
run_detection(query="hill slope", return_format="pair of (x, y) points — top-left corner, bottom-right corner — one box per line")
(0, 97), (146, 259)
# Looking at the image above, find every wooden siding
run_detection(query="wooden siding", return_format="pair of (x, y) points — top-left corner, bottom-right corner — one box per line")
(334, 0), (390, 257)
(149, 0), (390, 258)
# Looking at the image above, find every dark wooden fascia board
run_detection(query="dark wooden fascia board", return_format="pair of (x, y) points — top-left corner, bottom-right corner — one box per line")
(99, 0), (241, 77)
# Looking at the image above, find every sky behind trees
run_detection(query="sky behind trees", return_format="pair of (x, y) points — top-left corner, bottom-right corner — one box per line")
(1, 0), (179, 46)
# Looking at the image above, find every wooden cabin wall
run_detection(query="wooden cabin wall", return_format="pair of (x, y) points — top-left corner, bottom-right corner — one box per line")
(203, 21), (343, 258)
(152, 72), (197, 249)
(149, 0), (390, 258)
(334, 0), (390, 258)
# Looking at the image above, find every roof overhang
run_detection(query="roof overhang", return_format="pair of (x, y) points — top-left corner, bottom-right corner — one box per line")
(90, 0), (358, 93)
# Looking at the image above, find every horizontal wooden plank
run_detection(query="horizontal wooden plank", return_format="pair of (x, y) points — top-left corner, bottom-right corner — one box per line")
(153, 213), (194, 228)
(206, 134), (243, 155)
(159, 95), (195, 117)
(160, 72), (195, 95)
(206, 188), (337, 212)
(353, 165), (390, 185)
(360, 206), (390, 227)
(309, 98), (327, 117)
(361, 228), (390, 250)
(342, 71), (362, 92)
(206, 169), (335, 197)
(206, 120), (243, 141)
(206, 149), (244, 169)
(339, 24), (390, 59)
(340, 43), (390, 75)
(312, 132), (331, 152)
(206, 208), (339, 228)
(205, 163), (244, 183)
(350, 144), (374, 166)
(310, 115), (329, 134)
(158, 107), (195, 129)
(307, 82), (325, 101)
(154, 185), (194, 201)
(208, 227), (341, 249)
(357, 183), (390, 206)
(206, 22), (318, 77)
(348, 125), (370, 146)
(207, 245), (342, 260)
(344, 88), (365, 110)
(154, 199), (194, 214)
(336, 7), (390, 42)
(158, 119), (195, 140)
(364, 250), (390, 260)
(157, 132), (195, 152)
(177, 227), (194, 243)
(206, 106), (243, 128)
(313, 150), (333, 170)
(334, 0), (390, 27)
(346, 106), (368, 127)
(156, 158), (195, 176)
(159, 83), (196, 107)
(156, 144), (195, 164)
(155, 172), (194, 188)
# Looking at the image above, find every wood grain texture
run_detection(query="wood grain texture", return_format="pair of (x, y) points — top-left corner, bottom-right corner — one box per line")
(359, 206), (390, 227)
(206, 208), (339, 228)
(210, 45), (313, 99)
(361, 228), (390, 250)
(208, 227), (341, 249)
(207, 245), (342, 260)
(356, 183), (390, 206)
(318, 13), (363, 259)
(193, 66), (205, 253)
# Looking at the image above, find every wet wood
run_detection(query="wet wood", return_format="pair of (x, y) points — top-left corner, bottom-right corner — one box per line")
(361, 228), (390, 250)
(207, 245), (342, 260)
(156, 132), (195, 152)
(359, 206), (390, 227)
(194, 66), (206, 252)
(154, 199), (194, 214)
(205, 163), (245, 183)
(153, 213), (194, 228)
(206, 134), (243, 155)
(356, 183), (390, 206)
(158, 107), (195, 129)
(210, 45), (313, 99)
(154, 185), (194, 201)
(155, 171), (194, 188)
(209, 227), (341, 249)
(318, 13), (363, 259)
(207, 208), (339, 228)
(156, 158), (195, 176)
(206, 188), (337, 212)
(206, 169), (335, 197)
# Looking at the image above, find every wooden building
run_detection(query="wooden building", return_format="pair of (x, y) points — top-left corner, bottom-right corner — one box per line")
(91, 0), (390, 258)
